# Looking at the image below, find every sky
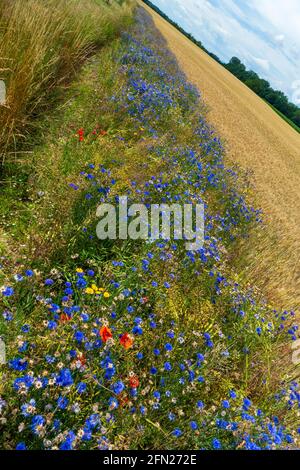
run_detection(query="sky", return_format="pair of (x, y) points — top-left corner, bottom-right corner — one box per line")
(150, 0), (300, 105)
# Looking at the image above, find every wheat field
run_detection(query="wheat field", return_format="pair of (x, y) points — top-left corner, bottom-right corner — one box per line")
(140, 1), (300, 310)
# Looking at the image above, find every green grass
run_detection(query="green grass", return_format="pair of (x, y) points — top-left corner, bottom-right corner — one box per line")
(0, 0), (134, 257)
(266, 101), (300, 133)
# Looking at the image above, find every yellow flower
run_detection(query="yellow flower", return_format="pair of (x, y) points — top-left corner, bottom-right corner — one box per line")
(85, 287), (94, 295)
(103, 292), (110, 298)
(76, 268), (84, 273)
(91, 284), (98, 291)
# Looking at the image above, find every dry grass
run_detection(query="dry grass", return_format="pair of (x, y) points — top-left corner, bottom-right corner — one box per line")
(0, 0), (133, 163)
(141, 1), (300, 310)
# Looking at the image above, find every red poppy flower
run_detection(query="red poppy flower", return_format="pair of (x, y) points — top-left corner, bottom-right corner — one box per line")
(60, 313), (71, 323)
(129, 375), (139, 388)
(100, 325), (113, 342)
(77, 128), (84, 142)
(119, 333), (134, 350)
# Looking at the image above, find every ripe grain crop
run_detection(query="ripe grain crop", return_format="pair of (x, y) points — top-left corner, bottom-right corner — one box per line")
(140, 1), (300, 310)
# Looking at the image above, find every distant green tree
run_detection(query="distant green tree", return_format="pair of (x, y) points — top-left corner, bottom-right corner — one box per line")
(245, 78), (270, 98)
(226, 57), (247, 80)
(225, 57), (300, 128)
(293, 111), (300, 127)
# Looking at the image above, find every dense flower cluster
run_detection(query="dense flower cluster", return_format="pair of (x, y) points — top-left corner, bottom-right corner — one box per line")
(0, 9), (299, 450)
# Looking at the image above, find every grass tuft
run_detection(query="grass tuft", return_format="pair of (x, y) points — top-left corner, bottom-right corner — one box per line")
(0, 0), (134, 163)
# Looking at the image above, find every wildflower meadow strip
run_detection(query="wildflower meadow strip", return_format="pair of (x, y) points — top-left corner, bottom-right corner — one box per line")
(0, 8), (299, 451)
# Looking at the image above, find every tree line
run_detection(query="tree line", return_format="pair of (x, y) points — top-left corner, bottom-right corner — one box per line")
(142, 0), (300, 129)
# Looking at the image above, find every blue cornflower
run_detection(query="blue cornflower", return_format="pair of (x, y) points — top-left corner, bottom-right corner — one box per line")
(47, 321), (57, 330)
(189, 370), (195, 382)
(31, 415), (45, 435)
(167, 330), (175, 339)
(59, 431), (76, 450)
(56, 368), (73, 387)
(74, 331), (84, 342)
(21, 399), (36, 417)
(18, 342), (28, 353)
(243, 398), (252, 410)
(222, 400), (230, 409)
(108, 397), (119, 409)
(3, 310), (13, 321)
(16, 442), (27, 450)
(76, 278), (87, 289)
(25, 270), (34, 277)
(172, 428), (182, 438)
(2, 287), (14, 297)
(64, 288), (73, 295)
(45, 355), (56, 364)
(112, 381), (125, 395)
(196, 353), (205, 365)
(77, 382), (87, 394)
(9, 358), (28, 371)
(190, 421), (198, 430)
(57, 396), (69, 410)
(212, 438), (222, 449)
(132, 325), (143, 335)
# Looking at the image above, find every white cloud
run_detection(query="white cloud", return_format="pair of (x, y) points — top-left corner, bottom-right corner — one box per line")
(251, 56), (270, 72)
(274, 34), (285, 44)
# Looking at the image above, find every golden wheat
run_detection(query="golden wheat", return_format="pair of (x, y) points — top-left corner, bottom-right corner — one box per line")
(141, 1), (300, 310)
